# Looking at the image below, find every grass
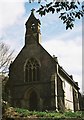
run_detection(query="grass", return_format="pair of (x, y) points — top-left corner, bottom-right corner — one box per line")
(14, 108), (84, 118)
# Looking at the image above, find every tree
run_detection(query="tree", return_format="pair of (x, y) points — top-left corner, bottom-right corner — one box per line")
(28, 0), (84, 29)
(37, 1), (84, 29)
(0, 42), (14, 75)
(0, 42), (14, 108)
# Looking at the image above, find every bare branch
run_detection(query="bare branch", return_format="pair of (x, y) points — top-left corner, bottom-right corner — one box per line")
(0, 42), (14, 74)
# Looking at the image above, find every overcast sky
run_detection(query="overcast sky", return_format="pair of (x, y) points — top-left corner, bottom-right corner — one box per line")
(0, 1), (83, 92)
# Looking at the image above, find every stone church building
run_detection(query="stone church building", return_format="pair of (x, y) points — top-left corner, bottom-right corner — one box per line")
(8, 11), (80, 112)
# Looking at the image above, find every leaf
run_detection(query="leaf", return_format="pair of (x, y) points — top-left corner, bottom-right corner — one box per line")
(77, 1), (80, 5)
(45, 9), (49, 13)
(61, 16), (66, 20)
(46, 2), (52, 8)
(78, 14), (80, 19)
(41, 5), (44, 9)
(52, 8), (55, 14)
(38, 0), (41, 3)
(36, 5), (44, 12)
(70, 2), (76, 9)
(79, 11), (84, 17)
(75, 5), (78, 9)
(36, 8), (43, 12)
(39, 11), (45, 16)
(54, 2), (60, 7)
(61, 12), (66, 16)
(72, 12), (75, 16)
(48, 7), (55, 13)
(70, 13), (72, 16)
(41, 10), (46, 16)
(75, 12), (81, 19)
(82, 5), (84, 11)
(66, 25), (68, 30)
(63, 20), (67, 24)
(80, 13), (83, 17)
(56, 8), (61, 13)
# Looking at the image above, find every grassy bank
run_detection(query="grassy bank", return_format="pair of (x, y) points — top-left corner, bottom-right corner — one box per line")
(15, 108), (84, 118)
(3, 107), (84, 119)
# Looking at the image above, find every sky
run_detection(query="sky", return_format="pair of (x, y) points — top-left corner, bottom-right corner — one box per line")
(0, 1), (83, 92)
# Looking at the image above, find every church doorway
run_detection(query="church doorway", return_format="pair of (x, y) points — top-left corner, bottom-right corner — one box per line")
(29, 91), (38, 111)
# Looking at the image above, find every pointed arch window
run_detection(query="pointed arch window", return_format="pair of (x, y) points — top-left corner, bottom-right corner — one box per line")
(24, 58), (40, 82)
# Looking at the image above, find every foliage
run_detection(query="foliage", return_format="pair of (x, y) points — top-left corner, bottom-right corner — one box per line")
(2, 100), (10, 115)
(2, 76), (12, 105)
(64, 111), (83, 118)
(3, 105), (84, 119)
(10, 107), (84, 118)
(2, 103), (84, 119)
(37, 1), (84, 29)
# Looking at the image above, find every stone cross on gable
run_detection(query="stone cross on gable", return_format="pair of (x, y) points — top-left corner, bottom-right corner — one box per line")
(31, 9), (35, 13)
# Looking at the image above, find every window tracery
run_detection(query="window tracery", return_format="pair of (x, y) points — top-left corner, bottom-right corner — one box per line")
(25, 58), (40, 82)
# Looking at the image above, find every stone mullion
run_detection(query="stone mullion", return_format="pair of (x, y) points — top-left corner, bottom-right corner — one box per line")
(35, 66), (38, 81)
(28, 68), (29, 82)
(31, 66), (33, 82)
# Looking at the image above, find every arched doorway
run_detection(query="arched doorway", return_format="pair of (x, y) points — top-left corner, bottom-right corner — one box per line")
(29, 91), (38, 111)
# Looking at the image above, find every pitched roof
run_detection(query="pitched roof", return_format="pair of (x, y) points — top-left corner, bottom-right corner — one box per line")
(25, 10), (41, 26)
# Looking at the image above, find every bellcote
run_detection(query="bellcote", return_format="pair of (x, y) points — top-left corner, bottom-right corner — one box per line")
(25, 10), (41, 45)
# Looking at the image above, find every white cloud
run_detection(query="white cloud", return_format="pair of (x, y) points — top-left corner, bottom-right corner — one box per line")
(0, 1), (25, 32)
(0, 1), (82, 92)
(0, 0), (26, 2)
(42, 37), (82, 91)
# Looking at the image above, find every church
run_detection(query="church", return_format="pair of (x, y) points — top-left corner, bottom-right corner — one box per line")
(8, 11), (80, 112)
